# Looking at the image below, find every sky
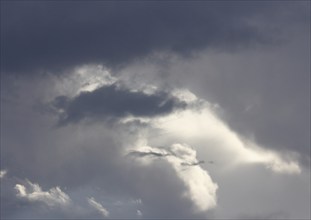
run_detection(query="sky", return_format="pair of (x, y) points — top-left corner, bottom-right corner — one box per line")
(0, 1), (310, 219)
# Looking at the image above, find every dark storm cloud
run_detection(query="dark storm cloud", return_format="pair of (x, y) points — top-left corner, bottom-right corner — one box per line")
(1, 1), (283, 75)
(53, 84), (186, 125)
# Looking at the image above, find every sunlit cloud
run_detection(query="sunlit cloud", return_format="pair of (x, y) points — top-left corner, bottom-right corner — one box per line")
(148, 97), (301, 175)
(1, 1), (309, 218)
(87, 197), (109, 217)
(15, 180), (71, 207)
(52, 65), (117, 98)
(128, 143), (218, 213)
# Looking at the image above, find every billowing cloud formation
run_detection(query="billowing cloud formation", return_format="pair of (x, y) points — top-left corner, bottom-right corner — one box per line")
(53, 83), (186, 125)
(15, 180), (71, 207)
(1, 1), (309, 218)
(129, 143), (218, 212)
(2, 63), (306, 218)
(149, 101), (301, 175)
(50, 66), (301, 204)
(87, 197), (109, 217)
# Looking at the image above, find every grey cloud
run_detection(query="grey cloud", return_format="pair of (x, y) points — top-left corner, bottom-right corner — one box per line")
(127, 146), (179, 159)
(87, 197), (109, 218)
(53, 84), (186, 125)
(238, 211), (291, 219)
(1, 175), (113, 219)
(0, 175), (70, 219)
(162, 18), (310, 167)
(1, 1), (309, 218)
(1, 1), (290, 75)
(1, 79), (207, 218)
(128, 148), (205, 167)
(126, 161), (210, 219)
(210, 164), (310, 219)
(128, 150), (172, 159)
(181, 160), (205, 167)
(0, 170), (7, 178)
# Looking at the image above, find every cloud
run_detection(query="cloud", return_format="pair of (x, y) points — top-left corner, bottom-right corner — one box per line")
(0, 1), (309, 218)
(46, 69), (302, 217)
(137, 209), (142, 217)
(87, 197), (109, 218)
(168, 144), (218, 212)
(1, 55), (309, 218)
(0, 170), (7, 178)
(128, 148), (174, 159)
(52, 83), (186, 125)
(2, 1), (295, 75)
(161, 34), (310, 167)
(14, 180), (71, 207)
(148, 99), (301, 175)
(130, 143), (218, 213)
(181, 160), (205, 167)
(132, 199), (142, 205)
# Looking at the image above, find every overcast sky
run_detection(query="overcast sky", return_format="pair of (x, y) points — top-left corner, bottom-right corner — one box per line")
(1, 1), (310, 219)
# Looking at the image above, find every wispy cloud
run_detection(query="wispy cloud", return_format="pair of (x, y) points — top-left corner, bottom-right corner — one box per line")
(15, 180), (71, 207)
(137, 209), (143, 217)
(87, 197), (109, 218)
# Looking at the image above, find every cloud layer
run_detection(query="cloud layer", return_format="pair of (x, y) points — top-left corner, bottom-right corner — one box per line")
(1, 1), (309, 219)
(2, 1), (293, 74)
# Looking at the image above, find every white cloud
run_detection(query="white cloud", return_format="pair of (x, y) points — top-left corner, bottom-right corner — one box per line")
(87, 197), (109, 217)
(0, 170), (7, 178)
(129, 143), (218, 213)
(171, 88), (199, 103)
(53, 64), (117, 98)
(5, 64), (303, 218)
(15, 180), (71, 207)
(168, 144), (218, 212)
(150, 99), (301, 175)
(238, 141), (301, 174)
(124, 87), (301, 215)
(76, 65), (117, 93)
